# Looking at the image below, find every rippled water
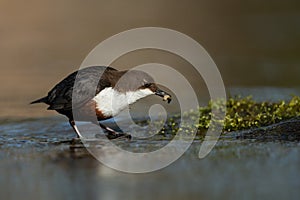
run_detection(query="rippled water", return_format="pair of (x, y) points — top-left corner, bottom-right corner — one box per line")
(0, 117), (300, 200)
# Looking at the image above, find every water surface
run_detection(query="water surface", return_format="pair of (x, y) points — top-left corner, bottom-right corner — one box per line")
(0, 117), (299, 200)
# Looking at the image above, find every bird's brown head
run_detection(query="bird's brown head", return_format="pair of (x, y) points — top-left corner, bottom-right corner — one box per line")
(113, 70), (172, 103)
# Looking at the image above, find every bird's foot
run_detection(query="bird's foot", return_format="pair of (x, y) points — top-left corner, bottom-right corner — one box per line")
(71, 137), (83, 145)
(95, 132), (131, 140)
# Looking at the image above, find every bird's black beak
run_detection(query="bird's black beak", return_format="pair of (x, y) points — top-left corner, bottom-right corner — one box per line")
(155, 89), (172, 103)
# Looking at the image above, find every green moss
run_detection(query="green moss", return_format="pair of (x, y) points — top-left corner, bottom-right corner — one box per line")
(160, 96), (300, 135)
(223, 96), (300, 132)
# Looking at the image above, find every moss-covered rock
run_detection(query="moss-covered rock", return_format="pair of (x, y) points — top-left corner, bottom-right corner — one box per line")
(160, 96), (300, 138)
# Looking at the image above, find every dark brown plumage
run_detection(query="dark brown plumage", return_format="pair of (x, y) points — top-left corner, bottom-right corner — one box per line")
(31, 66), (172, 139)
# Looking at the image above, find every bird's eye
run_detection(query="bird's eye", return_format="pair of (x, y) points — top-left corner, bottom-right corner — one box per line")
(144, 83), (151, 87)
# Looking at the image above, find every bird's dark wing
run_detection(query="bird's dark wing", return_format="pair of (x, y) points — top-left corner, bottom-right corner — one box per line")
(46, 66), (117, 111)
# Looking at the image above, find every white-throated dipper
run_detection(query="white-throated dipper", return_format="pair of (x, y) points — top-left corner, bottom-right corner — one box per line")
(31, 66), (171, 139)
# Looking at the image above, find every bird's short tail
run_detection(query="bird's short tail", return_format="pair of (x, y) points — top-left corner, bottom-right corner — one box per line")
(30, 96), (48, 104)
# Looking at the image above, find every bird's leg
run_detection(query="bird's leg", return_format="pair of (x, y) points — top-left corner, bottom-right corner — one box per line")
(98, 123), (131, 140)
(69, 120), (83, 139)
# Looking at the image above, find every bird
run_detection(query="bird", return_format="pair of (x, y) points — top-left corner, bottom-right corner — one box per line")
(31, 66), (172, 139)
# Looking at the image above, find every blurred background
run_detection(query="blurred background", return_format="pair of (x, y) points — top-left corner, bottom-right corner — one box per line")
(0, 0), (300, 117)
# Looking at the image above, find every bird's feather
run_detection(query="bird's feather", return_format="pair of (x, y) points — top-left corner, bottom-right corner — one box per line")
(45, 66), (117, 110)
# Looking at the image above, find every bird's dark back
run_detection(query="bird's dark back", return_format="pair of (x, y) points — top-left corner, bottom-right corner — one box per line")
(45, 66), (117, 111)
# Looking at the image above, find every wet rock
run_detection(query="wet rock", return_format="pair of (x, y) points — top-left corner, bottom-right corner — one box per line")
(230, 117), (300, 141)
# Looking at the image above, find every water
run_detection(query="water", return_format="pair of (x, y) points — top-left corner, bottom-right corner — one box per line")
(0, 117), (300, 200)
(1, 88), (300, 200)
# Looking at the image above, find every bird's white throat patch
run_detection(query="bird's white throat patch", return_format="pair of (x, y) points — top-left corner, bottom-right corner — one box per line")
(93, 87), (154, 117)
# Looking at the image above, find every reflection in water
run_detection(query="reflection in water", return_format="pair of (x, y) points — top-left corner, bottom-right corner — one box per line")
(0, 118), (300, 199)
(1, 140), (300, 200)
